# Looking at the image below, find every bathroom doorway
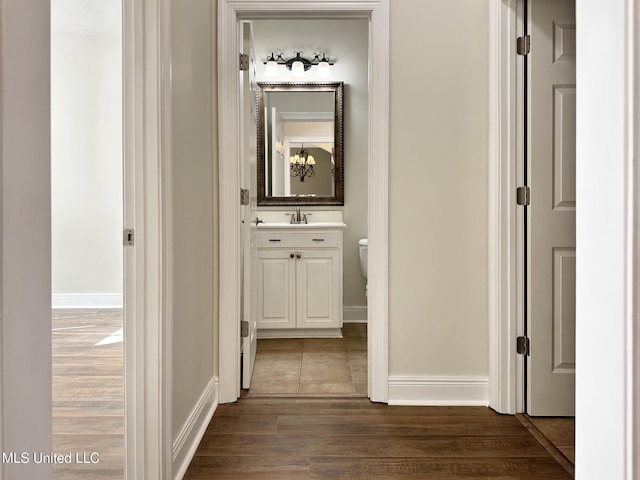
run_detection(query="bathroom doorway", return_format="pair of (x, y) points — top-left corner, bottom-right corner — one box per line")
(217, 0), (390, 404)
(240, 17), (369, 397)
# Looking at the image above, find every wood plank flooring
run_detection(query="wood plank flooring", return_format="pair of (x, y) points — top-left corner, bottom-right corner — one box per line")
(184, 398), (573, 479)
(518, 415), (575, 476)
(52, 309), (124, 480)
(51, 312), (575, 479)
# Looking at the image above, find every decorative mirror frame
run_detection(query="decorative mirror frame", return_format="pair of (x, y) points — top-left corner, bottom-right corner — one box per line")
(256, 81), (344, 206)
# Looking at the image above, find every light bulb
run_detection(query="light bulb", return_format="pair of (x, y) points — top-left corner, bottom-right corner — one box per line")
(291, 60), (305, 78)
(265, 60), (278, 77)
(316, 60), (331, 78)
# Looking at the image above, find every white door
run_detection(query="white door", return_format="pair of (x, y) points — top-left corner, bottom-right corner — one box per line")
(240, 21), (258, 389)
(527, 0), (576, 415)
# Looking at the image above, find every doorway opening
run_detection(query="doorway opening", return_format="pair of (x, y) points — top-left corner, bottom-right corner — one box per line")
(518, 0), (576, 468)
(520, 0), (576, 417)
(50, 1), (124, 478)
(240, 17), (369, 398)
(217, 0), (389, 405)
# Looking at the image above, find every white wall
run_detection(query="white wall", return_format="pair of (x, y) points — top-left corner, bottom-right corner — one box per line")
(51, 1), (123, 308)
(388, 0), (489, 380)
(252, 19), (369, 312)
(1, 0), (52, 478)
(575, 0), (637, 476)
(170, 0), (216, 458)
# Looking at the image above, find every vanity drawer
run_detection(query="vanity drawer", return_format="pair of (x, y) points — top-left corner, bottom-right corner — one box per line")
(257, 231), (340, 249)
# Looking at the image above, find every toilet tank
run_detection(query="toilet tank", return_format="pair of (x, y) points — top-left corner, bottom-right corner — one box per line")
(358, 238), (368, 279)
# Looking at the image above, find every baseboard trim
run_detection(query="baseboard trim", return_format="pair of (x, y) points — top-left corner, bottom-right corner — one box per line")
(388, 375), (489, 406)
(257, 328), (343, 339)
(52, 293), (123, 309)
(173, 377), (218, 480)
(343, 305), (367, 323)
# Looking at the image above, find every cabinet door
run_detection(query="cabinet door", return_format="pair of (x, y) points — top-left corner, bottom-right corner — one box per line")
(295, 250), (342, 328)
(257, 251), (296, 329)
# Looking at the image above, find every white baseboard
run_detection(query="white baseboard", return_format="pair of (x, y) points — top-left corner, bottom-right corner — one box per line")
(173, 377), (218, 480)
(52, 293), (123, 309)
(343, 305), (367, 323)
(257, 328), (342, 339)
(388, 375), (489, 406)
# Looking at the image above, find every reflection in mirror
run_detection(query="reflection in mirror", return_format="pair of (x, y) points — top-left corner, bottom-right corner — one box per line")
(257, 82), (344, 206)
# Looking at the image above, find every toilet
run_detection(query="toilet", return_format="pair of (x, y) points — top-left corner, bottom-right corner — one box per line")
(358, 238), (368, 296)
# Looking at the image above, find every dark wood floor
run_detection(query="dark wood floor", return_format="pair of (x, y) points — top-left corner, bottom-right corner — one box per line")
(52, 309), (124, 479)
(519, 414), (575, 476)
(51, 311), (574, 479)
(184, 398), (573, 479)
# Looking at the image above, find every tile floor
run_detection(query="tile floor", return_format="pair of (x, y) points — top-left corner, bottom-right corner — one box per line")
(246, 323), (367, 396)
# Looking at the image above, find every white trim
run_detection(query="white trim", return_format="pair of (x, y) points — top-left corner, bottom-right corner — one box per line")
(343, 305), (367, 322)
(51, 294), (123, 309)
(217, 0), (389, 404)
(574, 1), (637, 476)
(257, 328), (342, 339)
(123, 0), (173, 478)
(488, 0), (521, 415)
(388, 376), (489, 407)
(627, 0), (639, 475)
(172, 378), (218, 480)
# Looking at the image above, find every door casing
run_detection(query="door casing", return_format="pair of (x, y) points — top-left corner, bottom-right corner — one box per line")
(123, 0), (173, 477)
(217, 0), (390, 404)
(488, 0), (525, 415)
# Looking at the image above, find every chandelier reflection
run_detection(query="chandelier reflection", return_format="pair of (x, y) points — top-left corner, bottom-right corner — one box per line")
(290, 145), (316, 182)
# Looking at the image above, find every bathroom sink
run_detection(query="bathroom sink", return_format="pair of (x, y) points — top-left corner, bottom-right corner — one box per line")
(252, 210), (346, 228)
(257, 221), (346, 229)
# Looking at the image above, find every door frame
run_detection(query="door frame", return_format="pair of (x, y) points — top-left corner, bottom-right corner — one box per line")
(217, 0), (390, 404)
(488, 0), (523, 415)
(123, 0), (173, 477)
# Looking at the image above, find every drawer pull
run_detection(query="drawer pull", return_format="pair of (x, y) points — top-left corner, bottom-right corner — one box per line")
(290, 253), (295, 258)
(269, 239), (281, 242)
(312, 238), (325, 242)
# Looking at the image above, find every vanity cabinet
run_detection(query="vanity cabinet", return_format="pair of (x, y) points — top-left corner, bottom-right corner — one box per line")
(256, 228), (343, 334)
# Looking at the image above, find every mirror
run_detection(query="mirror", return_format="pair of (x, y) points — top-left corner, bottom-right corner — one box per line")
(257, 82), (344, 206)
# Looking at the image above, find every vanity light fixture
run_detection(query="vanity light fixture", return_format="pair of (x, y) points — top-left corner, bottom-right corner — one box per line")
(290, 145), (316, 182)
(264, 52), (334, 78)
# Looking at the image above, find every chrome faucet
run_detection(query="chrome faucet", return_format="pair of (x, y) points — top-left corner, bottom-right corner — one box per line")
(290, 207), (307, 224)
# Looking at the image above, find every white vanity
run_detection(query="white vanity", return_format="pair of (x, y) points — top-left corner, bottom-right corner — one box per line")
(255, 211), (345, 338)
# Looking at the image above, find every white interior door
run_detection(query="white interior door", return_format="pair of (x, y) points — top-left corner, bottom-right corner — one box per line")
(527, 0), (576, 416)
(241, 21), (258, 389)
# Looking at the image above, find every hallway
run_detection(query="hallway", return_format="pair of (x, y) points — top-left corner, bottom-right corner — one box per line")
(184, 398), (572, 479)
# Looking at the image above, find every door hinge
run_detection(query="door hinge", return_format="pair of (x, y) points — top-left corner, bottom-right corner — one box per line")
(517, 336), (530, 356)
(123, 229), (134, 246)
(516, 186), (531, 206)
(240, 188), (250, 205)
(239, 53), (249, 71)
(517, 35), (531, 56)
(241, 320), (249, 338)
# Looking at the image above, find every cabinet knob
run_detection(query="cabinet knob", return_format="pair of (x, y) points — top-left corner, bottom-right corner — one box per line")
(290, 253), (295, 258)
(296, 253), (302, 259)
